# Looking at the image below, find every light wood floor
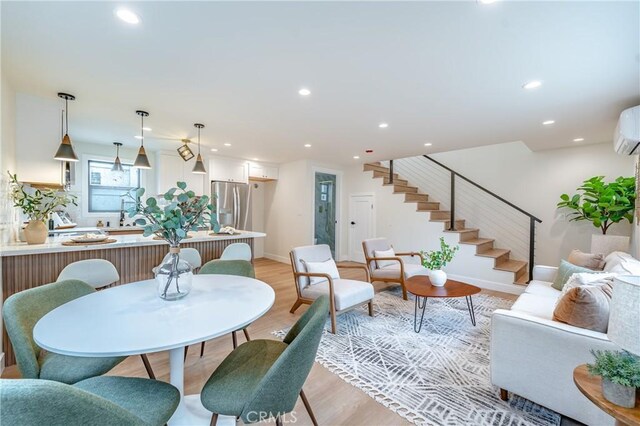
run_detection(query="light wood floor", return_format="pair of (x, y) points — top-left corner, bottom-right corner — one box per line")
(2, 258), (517, 425)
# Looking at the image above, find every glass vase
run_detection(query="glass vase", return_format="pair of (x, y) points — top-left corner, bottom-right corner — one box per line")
(155, 246), (193, 301)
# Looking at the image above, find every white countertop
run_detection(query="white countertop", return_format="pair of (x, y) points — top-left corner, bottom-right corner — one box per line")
(0, 230), (266, 257)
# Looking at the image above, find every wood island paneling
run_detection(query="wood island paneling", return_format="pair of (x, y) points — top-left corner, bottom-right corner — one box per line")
(1, 237), (253, 367)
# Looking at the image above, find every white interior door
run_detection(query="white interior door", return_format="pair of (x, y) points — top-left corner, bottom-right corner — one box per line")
(349, 194), (375, 263)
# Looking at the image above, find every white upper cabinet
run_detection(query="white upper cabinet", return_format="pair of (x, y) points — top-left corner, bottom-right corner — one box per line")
(156, 152), (206, 195)
(248, 162), (278, 181)
(209, 157), (248, 183)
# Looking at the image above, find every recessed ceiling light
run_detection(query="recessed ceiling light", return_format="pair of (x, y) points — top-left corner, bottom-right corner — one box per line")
(134, 135), (143, 139)
(353, 156), (360, 159)
(304, 143), (312, 148)
(378, 123), (389, 129)
(298, 88), (311, 96)
(478, 0), (497, 4)
(424, 143), (433, 147)
(573, 138), (585, 142)
(116, 8), (140, 24)
(142, 127), (152, 132)
(542, 120), (555, 125)
(252, 158), (259, 161)
(224, 143), (231, 147)
(522, 80), (542, 90)
(210, 148), (218, 152)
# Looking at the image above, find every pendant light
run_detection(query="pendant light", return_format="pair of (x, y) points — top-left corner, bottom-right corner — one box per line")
(54, 93), (79, 162)
(112, 142), (124, 172)
(192, 123), (207, 174)
(133, 110), (151, 169)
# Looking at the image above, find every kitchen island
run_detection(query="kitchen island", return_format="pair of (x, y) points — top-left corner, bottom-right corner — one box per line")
(0, 230), (265, 366)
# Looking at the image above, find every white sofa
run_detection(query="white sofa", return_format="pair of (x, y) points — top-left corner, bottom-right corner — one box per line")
(489, 253), (640, 426)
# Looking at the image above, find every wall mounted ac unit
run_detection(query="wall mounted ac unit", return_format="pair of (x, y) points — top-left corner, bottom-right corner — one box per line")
(614, 105), (640, 155)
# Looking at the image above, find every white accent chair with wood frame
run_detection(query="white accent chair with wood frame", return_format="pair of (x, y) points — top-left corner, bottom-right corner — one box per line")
(362, 238), (428, 300)
(290, 244), (374, 334)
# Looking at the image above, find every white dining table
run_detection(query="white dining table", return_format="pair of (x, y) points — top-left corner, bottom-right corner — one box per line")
(33, 274), (276, 426)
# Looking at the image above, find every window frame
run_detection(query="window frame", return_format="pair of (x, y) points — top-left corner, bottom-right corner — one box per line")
(87, 159), (141, 213)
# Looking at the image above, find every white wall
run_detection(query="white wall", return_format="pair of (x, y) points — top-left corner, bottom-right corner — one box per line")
(263, 160), (313, 262)
(251, 181), (265, 258)
(341, 141), (634, 270)
(431, 142), (634, 266)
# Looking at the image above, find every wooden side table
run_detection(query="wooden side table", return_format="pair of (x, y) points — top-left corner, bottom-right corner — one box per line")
(573, 364), (640, 426)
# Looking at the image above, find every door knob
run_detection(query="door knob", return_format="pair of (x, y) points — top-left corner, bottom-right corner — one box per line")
(351, 221), (356, 225)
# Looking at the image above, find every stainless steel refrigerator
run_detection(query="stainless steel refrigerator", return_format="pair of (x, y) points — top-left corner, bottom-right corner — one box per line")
(211, 181), (252, 230)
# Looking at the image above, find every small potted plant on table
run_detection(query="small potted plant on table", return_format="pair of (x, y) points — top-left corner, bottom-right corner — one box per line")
(587, 349), (640, 408)
(420, 237), (459, 287)
(7, 172), (77, 244)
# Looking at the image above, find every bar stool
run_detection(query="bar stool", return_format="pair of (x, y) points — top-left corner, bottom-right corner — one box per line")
(57, 259), (156, 379)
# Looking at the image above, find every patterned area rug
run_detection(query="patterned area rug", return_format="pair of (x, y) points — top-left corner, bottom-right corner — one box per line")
(275, 288), (561, 426)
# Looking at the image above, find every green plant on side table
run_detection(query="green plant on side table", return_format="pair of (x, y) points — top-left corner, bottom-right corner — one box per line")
(7, 171), (77, 245)
(124, 181), (218, 300)
(557, 176), (635, 235)
(587, 349), (640, 408)
(420, 237), (459, 287)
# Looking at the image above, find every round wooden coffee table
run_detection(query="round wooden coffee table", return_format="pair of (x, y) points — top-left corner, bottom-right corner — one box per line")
(405, 275), (481, 332)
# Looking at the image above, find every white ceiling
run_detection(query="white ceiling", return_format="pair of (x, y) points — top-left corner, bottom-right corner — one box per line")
(2, 1), (639, 165)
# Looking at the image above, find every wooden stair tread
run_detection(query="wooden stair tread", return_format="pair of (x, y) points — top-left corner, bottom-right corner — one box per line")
(514, 274), (529, 285)
(477, 248), (510, 258)
(495, 259), (527, 273)
(444, 228), (478, 234)
(460, 238), (494, 245)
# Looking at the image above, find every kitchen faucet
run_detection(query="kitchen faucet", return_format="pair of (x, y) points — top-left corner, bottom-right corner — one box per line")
(119, 199), (125, 227)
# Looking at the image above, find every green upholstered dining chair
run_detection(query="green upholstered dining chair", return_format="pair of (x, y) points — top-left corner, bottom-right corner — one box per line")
(200, 295), (329, 426)
(2, 279), (126, 384)
(185, 259), (256, 359)
(1, 376), (180, 426)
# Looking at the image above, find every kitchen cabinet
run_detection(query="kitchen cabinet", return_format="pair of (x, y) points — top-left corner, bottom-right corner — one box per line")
(209, 157), (248, 183)
(156, 152), (206, 195)
(248, 163), (278, 181)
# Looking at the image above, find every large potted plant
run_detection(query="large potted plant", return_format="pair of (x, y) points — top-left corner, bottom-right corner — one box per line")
(587, 349), (640, 408)
(125, 181), (216, 300)
(7, 172), (77, 244)
(557, 176), (635, 235)
(420, 237), (459, 286)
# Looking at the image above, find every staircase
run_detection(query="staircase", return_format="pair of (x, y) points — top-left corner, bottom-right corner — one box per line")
(364, 162), (529, 285)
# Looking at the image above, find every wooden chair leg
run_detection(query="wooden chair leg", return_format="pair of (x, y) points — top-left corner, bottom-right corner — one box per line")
(499, 388), (509, 401)
(232, 331), (238, 349)
(200, 341), (206, 357)
(368, 301), (374, 317)
(290, 298), (303, 314)
(210, 413), (218, 426)
(401, 282), (408, 300)
(329, 308), (337, 334)
(300, 389), (318, 426)
(242, 328), (251, 341)
(140, 354), (155, 379)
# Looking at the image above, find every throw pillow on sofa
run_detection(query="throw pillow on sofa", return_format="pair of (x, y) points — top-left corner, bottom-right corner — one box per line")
(567, 249), (605, 271)
(560, 272), (617, 299)
(552, 260), (592, 291)
(553, 282), (613, 333)
(603, 251), (640, 275)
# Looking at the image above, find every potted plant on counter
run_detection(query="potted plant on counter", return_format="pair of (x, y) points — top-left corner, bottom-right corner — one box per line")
(420, 237), (459, 286)
(124, 181), (216, 300)
(587, 349), (640, 408)
(7, 172), (77, 245)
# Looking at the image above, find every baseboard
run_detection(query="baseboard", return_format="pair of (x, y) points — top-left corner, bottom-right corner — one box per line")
(447, 274), (526, 296)
(263, 253), (290, 264)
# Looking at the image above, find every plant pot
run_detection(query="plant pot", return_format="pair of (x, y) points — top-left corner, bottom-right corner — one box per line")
(23, 220), (48, 245)
(155, 246), (193, 301)
(429, 269), (447, 287)
(601, 378), (637, 408)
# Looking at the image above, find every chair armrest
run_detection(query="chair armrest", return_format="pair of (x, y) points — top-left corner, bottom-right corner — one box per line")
(336, 264), (370, 281)
(395, 252), (425, 262)
(532, 265), (558, 282)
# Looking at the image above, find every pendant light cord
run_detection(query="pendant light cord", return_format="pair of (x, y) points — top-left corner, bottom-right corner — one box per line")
(65, 98), (69, 134)
(197, 126), (201, 154)
(140, 114), (144, 147)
